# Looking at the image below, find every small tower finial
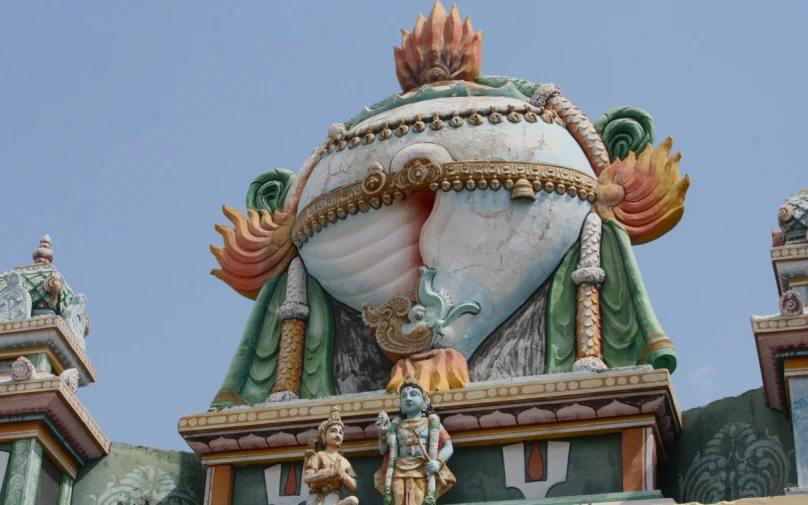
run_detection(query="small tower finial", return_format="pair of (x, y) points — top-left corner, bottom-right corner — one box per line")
(33, 235), (53, 264)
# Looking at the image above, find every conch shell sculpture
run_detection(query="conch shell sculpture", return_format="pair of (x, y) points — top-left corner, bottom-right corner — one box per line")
(207, 1), (693, 407)
(394, 2), (483, 92)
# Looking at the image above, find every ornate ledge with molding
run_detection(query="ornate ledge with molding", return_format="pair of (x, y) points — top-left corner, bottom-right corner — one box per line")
(179, 366), (680, 466)
(0, 377), (110, 477)
(751, 311), (808, 411)
(0, 316), (96, 386)
(772, 244), (808, 261)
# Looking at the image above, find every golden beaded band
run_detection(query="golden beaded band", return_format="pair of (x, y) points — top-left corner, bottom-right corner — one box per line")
(318, 105), (566, 162)
(292, 160), (598, 248)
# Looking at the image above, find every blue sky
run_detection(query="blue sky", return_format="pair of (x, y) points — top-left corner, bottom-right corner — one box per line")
(1, 1), (806, 452)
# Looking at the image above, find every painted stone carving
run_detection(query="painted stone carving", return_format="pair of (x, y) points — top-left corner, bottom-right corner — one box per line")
(780, 290), (804, 316)
(775, 189), (808, 245)
(303, 407), (359, 505)
(208, 1), (689, 406)
(677, 422), (792, 503)
(10, 357), (35, 381)
(0, 262), (75, 317)
(60, 368), (80, 392)
(502, 441), (570, 499)
(375, 374), (455, 505)
(0, 272), (32, 322)
(32, 235), (54, 264)
(61, 294), (87, 347)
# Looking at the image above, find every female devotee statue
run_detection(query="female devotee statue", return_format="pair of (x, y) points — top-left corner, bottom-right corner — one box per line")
(375, 374), (456, 505)
(304, 407), (359, 505)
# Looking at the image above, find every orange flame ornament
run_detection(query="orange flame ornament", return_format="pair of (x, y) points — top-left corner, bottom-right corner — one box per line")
(394, 2), (483, 92)
(595, 137), (690, 245)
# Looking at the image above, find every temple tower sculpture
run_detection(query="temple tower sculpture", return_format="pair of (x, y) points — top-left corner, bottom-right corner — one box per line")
(181, 2), (689, 504)
(0, 236), (109, 504)
(752, 189), (808, 496)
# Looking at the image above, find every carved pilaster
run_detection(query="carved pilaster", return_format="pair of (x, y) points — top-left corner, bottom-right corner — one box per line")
(10, 357), (35, 382)
(572, 212), (607, 371)
(56, 474), (73, 505)
(271, 258), (309, 400)
(3, 439), (43, 505)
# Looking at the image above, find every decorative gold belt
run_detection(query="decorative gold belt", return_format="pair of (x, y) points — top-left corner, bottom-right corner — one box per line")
(292, 160), (598, 248)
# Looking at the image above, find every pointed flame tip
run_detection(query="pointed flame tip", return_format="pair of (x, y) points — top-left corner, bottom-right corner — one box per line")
(394, 2), (483, 91)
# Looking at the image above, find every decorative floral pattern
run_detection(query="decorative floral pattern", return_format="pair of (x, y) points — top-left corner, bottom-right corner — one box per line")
(678, 422), (793, 503)
(4, 439), (43, 505)
(89, 466), (200, 505)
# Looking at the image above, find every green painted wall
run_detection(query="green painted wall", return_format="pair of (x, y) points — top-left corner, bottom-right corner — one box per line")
(233, 434), (622, 505)
(659, 387), (797, 504)
(72, 443), (205, 505)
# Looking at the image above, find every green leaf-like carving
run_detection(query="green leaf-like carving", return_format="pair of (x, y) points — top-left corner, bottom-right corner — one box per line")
(546, 243), (580, 374)
(246, 169), (296, 216)
(594, 106), (656, 163)
(301, 277), (334, 399)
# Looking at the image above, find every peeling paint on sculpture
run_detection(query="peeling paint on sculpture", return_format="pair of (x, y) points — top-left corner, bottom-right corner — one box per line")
(208, 1), (691, 407)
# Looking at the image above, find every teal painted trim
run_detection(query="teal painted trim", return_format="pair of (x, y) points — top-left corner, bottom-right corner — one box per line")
(0, 413), (84, 467)
(3, 439), (43, 505)
(456, 490), (662, 505)
(56, 474), (72, 505)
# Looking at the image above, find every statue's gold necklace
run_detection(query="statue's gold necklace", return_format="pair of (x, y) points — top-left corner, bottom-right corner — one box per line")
(397, 418), (427, 456)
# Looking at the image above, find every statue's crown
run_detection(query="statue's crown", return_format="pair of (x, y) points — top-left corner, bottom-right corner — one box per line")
(317, 407), (344, 440)
(399, 373), (426, 394)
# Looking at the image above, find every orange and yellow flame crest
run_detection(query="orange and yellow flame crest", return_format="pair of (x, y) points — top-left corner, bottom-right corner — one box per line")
(394, 1), (483, 92)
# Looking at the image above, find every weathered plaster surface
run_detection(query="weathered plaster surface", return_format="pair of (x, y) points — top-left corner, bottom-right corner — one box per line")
(421, 189), (590, 355)
(659, 388), (797, 504)
(72, 443), (205, 505)
(328, 292), (391, 394)
(468, 281), (549, 381)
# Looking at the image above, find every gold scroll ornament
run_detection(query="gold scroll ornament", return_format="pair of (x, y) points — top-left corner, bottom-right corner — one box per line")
(292, 160), (599, 248)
